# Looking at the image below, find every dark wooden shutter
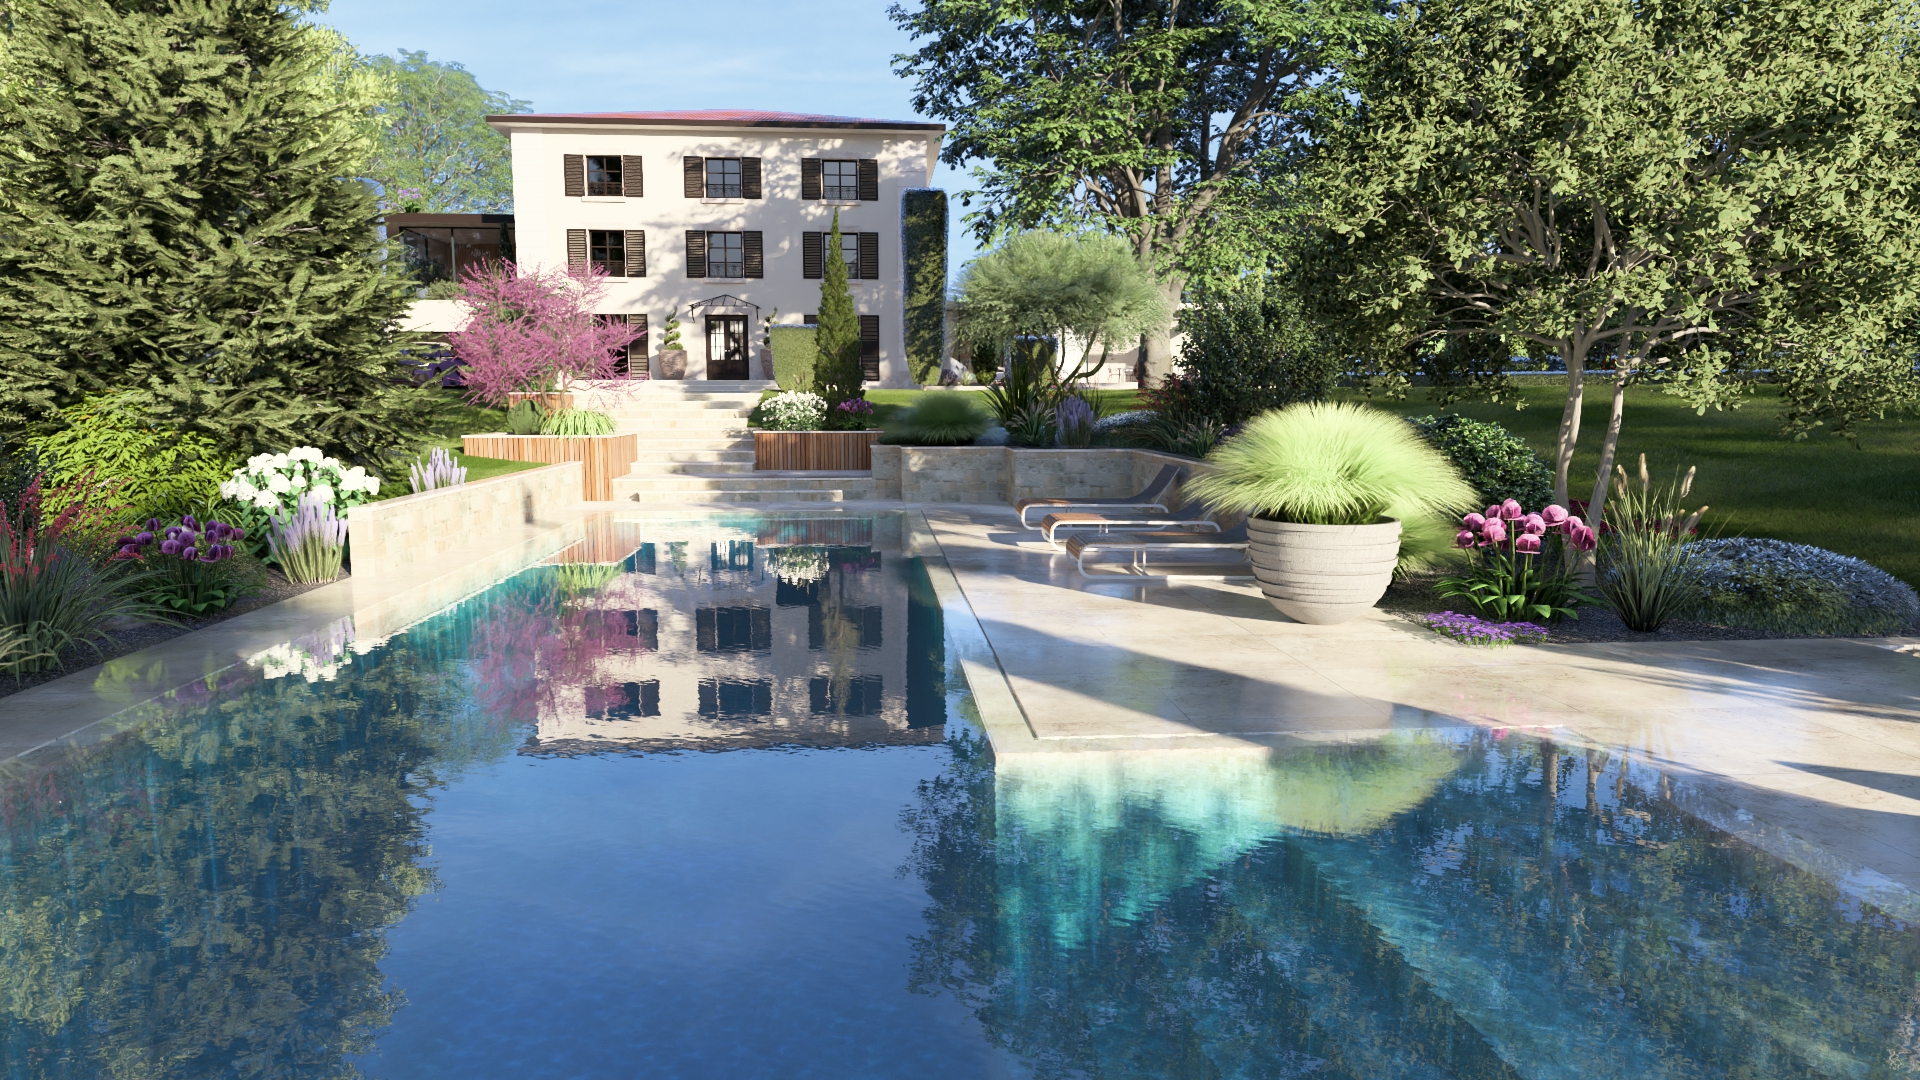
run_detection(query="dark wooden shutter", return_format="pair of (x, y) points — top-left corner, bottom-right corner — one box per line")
(599, 314), (630, 375)
(621, 155), (644, 197)
(802, 232), (823, 279)
(685, 231), (707, 277)
(625, 230), (646, 277)
(563, 154), (585, 197)
(683, 156), (705, 198)
(741, 157), (762, 199)
(742, 231), (763, 278)
(857, 232), (879, 280)
(566, 229), (588, 273)
(859, 314), (880, 382)
(800, 158), (821, 200)
(857, 159), (879, 201)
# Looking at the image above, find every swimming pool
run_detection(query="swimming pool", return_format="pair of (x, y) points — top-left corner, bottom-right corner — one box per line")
(1, 513), (1915, 1078)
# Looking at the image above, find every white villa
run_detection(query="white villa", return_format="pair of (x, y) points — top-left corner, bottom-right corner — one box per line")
(484, 109), (946, 387)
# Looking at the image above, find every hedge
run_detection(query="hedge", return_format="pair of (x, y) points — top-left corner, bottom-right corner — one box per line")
(901, 188), (948, 386)
(768, 325), (819, 392)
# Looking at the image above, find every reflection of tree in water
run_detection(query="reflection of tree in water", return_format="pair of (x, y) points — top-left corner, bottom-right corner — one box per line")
(0, 596), (523, 1078)
(899, 732), (1920, 1080)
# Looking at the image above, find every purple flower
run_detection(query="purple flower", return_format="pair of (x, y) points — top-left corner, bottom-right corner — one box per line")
(1423, 611), (1549, 647)
(232, 527), (247, 541)
(1480, 520), (1508, 544)
(136, 531), (154, 544)
(1568, 523), (1597, 552)
(1463, 512), (1487, 530)
(1498, 499), (1524, 521)
(1522, 513), (1547, 535)
(1514, 533), (1542, 554)
(1542, 504), (1569, 527)
(146, 517), (161, 531)
(160, 539), (182, 556)
(181, 545), (197, 561)
(1454, 529), (1477, 549)
(182, 514), (198, 529)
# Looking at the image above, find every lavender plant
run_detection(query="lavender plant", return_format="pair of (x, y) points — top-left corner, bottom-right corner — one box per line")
(1422, 611), (1550, 646)
(1055, 395), (1096, 447)
(268, 494), (348, 584)
(409, 448), (468, 493)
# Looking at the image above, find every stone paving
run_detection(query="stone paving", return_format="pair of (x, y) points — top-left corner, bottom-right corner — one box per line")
(920, 504), (1920, 904)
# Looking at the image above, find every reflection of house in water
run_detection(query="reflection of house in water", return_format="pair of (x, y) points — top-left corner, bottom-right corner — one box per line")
(528, 515), (945, 754)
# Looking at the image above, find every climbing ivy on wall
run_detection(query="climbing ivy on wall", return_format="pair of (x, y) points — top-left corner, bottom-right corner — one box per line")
(901, 189), (948, 386)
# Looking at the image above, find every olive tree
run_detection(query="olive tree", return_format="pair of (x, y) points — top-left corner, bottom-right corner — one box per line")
(951, 230), (1173, 382)
(1302, 0), (1920, 523)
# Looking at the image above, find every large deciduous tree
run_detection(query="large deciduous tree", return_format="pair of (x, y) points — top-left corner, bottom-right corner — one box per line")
(891, 0), (1380, 382)
(365, 49), (530, 214)
(0, 0), (433, 464)
(1302, 0), (1920, 522)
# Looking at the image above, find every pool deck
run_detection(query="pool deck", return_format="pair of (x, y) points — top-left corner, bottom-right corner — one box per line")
(914, 504), (1920, 906)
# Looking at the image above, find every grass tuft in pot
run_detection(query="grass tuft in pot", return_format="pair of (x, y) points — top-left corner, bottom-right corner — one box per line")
(1188, 402), (1476, 536)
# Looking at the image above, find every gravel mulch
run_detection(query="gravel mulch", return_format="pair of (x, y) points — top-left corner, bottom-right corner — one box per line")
(0, 572), (341, 703)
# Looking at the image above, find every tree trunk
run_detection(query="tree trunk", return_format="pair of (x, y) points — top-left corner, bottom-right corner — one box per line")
(1585, 370), (1630, 530)
(1552, 344), (1585, 507)
(1139, 276), (1186, 387)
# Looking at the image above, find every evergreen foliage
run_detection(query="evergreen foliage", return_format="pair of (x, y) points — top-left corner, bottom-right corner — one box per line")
(1405, 415), (1556, 510)
(1162, 284), (1341, 428)
(814, 212), (864, 416)
(26, 395), (236, 523)
(0, 0), (434, 464)
(953, 231), (1172, 383)
(768, 326), (820, 392)
(365, 50), (530, 214)
(901, 188), (948, 385)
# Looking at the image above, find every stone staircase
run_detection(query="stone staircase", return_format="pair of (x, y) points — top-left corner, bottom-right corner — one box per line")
(603, 381), (876, 504)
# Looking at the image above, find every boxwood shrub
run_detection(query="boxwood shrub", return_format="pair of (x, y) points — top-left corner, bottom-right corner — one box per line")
(1406, 414), (1555, 509)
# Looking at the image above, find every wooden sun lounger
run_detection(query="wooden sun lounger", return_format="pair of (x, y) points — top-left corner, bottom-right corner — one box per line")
(1039, 502), (1220, 547)
(1064, 522), (1251, 576)
(1014, 464), (1186, 528)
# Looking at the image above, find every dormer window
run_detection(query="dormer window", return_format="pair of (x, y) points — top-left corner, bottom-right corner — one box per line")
(586, 156), (623, 196)
(706, 159), (742, 199)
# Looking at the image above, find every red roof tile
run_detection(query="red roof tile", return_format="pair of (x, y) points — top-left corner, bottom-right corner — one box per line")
(487, 110), (943, 131)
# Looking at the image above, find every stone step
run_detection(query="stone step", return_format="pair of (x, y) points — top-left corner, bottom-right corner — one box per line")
(612, 418), (750, 431)
(612, 473), (870, 493)
(623, 461), (756, 476)
(631, 449), (757, 463)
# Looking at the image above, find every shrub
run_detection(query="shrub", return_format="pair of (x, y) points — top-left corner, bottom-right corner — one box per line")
(113, 515), (262, 614)
(1167, 285), (1342, 427)
(661, 315), (683, 350)
(1684, 538), (1920, 635)
(422, 279), (464, 299)
(1005, 404), (1057, 448)
(1436, 499), (1598, 621)
(769, 325), (819, 391)
(505, 399), (545, 435)
(982, 338), (1057, 427)
(449, 261), (634, 406)
(27, 394), (236, 523)
(268, 493), (348, 584)
(902, 188), (948, 385)
(1596, 457), (1709, 632)
(409, 448), (467, 493)
(217, 448), (381, 560)
(0, 477), (153, 676)
(1189, 403), (1476, 527)
(760, 392), (828, 432)
(539, 408), (615, 436)
(1406, 414), (1555, 508)
(887, 394), (988, 446)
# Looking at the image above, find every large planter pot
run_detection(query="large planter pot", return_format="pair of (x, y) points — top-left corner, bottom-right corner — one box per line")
(654, 349), (687, 380)
(1246, 516), (1401, 624)
(507, 391), (573, 412)
(755, 346), (774, 382)
(754, 430), (882, 471)
(462, 432), (638, 501)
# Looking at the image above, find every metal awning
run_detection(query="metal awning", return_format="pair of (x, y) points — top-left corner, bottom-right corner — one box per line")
(686, 294), (760, 318)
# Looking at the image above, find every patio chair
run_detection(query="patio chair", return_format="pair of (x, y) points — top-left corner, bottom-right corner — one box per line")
(1038, 501), (1221, 548)
(1064, 521), (1251, 577)
(1015, 464), (1186, 529)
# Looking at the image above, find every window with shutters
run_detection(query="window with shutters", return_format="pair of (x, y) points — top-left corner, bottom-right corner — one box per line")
(859, 315), (880, 381)
(804, 231), (879, 279)
(822, 160), (859, 201)
(839, 232), (860, 275)
(595, 314), (648, 378)
(705, 158), (742, 198)
(585, 156), (622, 196)
(588, 230), (625, 276)
(706, 232), (744, 277)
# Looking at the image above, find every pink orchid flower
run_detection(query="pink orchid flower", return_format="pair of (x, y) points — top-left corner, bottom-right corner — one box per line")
(1481, 520), (1508, 544)
(1455, 529), (1477, 548)
(1463, 512), (1487, 530)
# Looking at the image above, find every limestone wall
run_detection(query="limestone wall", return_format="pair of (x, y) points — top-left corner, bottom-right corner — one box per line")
(346, 462), (582, 579)
(869, 445), (1204, 505)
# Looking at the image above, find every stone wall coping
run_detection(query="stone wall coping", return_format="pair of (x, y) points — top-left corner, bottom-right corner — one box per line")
(345, 461), (581, 522)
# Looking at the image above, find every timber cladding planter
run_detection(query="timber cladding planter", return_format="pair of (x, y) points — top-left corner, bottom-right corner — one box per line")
(507, 392), (574, 412)
(1246, 516), (1402, 625)
(462, 433), (638, 501)
(754, 430), (882, 471)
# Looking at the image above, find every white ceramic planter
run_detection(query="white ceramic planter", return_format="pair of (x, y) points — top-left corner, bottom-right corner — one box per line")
(1247, 516), (1402, 624)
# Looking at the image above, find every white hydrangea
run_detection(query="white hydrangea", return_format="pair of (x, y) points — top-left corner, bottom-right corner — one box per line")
(760, 391), (828, 432)
(219, 445), (383, 519)
(309, 483), (335, 506)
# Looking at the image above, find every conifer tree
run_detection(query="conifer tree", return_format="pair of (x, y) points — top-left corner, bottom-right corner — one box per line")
(813, 210), (864, 416)
(0, 0), (434, 463)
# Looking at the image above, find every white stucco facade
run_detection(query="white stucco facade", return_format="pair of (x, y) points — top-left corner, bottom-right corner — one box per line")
(487, 110), (944, 386)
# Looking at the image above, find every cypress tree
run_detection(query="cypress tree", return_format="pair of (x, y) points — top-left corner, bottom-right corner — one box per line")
(813, 210), (864, 416)
(0, 0), (434, 463)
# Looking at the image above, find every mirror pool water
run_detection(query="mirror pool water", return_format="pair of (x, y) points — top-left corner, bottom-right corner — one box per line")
(1, 515), (1915, 1078)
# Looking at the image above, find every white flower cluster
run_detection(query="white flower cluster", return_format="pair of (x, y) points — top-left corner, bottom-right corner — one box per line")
(248, 618), (357, 682)
(219, 446), (380, 514)
(767, 546), (831, 585)
(759, 391), (827, 432)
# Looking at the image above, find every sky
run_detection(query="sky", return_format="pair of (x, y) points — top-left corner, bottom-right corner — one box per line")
(318, 0), (984, 274)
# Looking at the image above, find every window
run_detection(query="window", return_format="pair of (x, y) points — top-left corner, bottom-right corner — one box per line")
(706, 158), (742, 198)
(840, 232), (860, 275)
(811, 675), (883, 717)
(802, 231), (879, 279)
(698, 678), (772, 719)
(586, 155), (622, 196)
(585, 681), (660, 720)
(588, 230), (625, 276)
(706, 232), (744, 278)
(697, 606), (772, 652)
(822, 160), (859, 201)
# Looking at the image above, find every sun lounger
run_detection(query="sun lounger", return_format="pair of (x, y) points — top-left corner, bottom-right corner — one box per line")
(1015, 464), (1186, 528)
(1039, 502), (1220, 547)
(1064, 522), (1251, 577)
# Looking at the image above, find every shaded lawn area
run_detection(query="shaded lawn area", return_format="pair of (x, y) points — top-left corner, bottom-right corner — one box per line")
(368, 392), (543, 501)
(1345, 381), (1920, 588)
(863, 388), (1141, 427)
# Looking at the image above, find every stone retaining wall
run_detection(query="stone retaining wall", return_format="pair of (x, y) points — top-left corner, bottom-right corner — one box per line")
(870, 446), (1200, 505)
(346, 462), (582, 579)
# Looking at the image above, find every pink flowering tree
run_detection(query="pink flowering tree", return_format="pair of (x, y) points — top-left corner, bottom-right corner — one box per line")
(449, 261), (637, 407)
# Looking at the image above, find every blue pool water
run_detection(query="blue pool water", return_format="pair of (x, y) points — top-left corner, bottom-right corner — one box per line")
(1, 515), (1916, 1078)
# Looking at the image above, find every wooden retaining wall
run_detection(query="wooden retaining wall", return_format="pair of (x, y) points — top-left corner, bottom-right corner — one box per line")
(463, 433), (637, 501)
(506, 392), (574, 412)
(753, 430), (882, 471)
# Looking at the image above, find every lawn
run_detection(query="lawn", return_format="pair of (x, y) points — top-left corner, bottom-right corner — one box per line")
(368, 393), (544, 501)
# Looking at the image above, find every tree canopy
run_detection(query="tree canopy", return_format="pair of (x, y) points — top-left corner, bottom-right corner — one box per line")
(365, 50), (530, 214)
(891, 0), (1381, 379)
(952, 230), (1173, 381)
(1301, 0), (1920, 518)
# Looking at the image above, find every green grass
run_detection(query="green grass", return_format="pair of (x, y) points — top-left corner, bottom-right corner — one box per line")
(1341, 381), (1920, 587)
(366, 391), (541, 500)
(863, 388), (1143, 427)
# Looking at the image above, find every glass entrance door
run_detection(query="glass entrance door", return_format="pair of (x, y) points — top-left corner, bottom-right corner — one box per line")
(705, 315), (749, 380)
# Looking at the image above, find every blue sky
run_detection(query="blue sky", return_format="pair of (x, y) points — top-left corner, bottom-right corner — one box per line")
(319, 0), (983, 273)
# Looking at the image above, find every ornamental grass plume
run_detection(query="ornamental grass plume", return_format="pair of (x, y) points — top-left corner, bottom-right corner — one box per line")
(268, 493), (348, 584)
(409, 448), (468, 493)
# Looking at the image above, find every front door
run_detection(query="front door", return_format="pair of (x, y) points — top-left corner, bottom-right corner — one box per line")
(705, 315), (749, 380)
